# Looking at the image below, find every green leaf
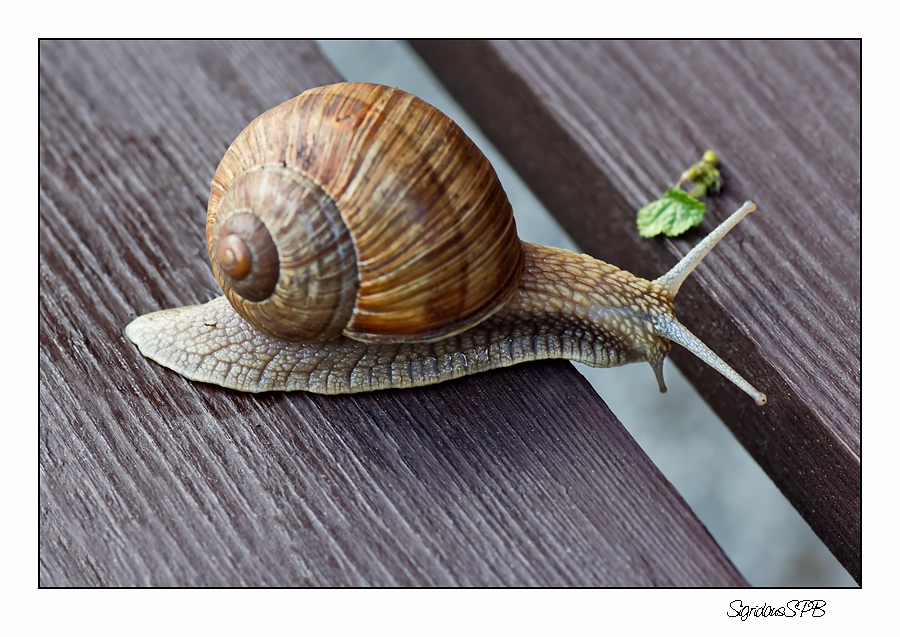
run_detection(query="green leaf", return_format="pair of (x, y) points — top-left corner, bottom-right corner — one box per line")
(636, 187), (706, 238)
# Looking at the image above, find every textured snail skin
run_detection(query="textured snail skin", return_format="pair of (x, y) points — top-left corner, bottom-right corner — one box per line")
(126, 243), (673, 394)
(127, 205), (767, 405)
(125, 83), (767, 405)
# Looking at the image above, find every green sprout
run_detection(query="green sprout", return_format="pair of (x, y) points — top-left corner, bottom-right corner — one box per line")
(636, 150), (723, 238)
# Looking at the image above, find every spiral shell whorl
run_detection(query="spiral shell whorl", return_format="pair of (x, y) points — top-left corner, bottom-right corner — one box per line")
(210, 166), (359, 342)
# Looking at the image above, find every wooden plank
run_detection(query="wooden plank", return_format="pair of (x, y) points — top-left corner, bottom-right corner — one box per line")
(39, 40), (746, 586)
(410, 39), (861, 582)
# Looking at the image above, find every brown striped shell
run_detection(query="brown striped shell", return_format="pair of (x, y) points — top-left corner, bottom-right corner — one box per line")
(207, 82), (524, 344)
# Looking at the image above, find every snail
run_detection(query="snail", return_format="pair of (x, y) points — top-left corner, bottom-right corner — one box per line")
(125, 82), (766, 406)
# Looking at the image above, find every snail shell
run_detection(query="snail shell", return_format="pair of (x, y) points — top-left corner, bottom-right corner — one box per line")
(126, 82), (766, 406)
(207, 82), (522, 343)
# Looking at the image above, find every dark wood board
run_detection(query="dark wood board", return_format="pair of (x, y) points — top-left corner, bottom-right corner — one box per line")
(410, 40), (861, 582)
(39, 40), (746, 586)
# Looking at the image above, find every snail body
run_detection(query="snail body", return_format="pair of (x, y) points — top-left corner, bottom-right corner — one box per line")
(126, 82), (766, 405)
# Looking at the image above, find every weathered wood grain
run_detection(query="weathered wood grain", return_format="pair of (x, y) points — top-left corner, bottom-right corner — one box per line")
(410, 40), (861, 582)
(39, 40), (746, 586)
